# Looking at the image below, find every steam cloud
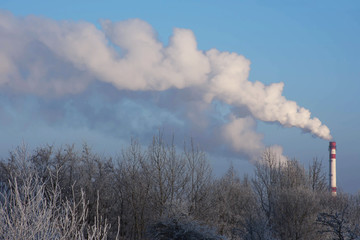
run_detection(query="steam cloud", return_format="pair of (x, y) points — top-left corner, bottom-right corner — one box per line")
(0, 11), (331, 161)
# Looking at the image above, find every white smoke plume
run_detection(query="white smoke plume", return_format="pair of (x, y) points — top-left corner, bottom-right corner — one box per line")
(0, 11), (332, 161)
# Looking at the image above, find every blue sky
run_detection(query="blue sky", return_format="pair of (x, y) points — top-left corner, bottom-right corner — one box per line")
(0, 0), (359, 193)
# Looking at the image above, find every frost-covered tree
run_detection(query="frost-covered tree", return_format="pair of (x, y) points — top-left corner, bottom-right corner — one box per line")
(0, 145), (114, 240)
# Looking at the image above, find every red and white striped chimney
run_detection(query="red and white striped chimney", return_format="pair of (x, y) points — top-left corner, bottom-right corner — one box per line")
(329, 141), (337, 196)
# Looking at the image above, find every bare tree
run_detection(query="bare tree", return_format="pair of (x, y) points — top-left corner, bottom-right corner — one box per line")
(252, 149), (328, 240)
(317, 194), (360, 240)
(118, 138), (151, 240)
(308, 158), (327, 192)
(144, 133), (189, 219)
(252, 148), (283, 222)
(146, 133), (170, 218)
(183, 138), (213, 220)
(271, 187), (321, 240)
(210, 166), (258, 239)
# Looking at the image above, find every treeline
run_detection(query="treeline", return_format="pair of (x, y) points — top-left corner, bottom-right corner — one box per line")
(0, 134), (360, 239)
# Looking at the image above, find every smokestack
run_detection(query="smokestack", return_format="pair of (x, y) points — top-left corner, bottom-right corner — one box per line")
(329, 141), (337, 196)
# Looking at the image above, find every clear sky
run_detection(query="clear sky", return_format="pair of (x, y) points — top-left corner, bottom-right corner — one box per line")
(0, 0), (359, 193)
